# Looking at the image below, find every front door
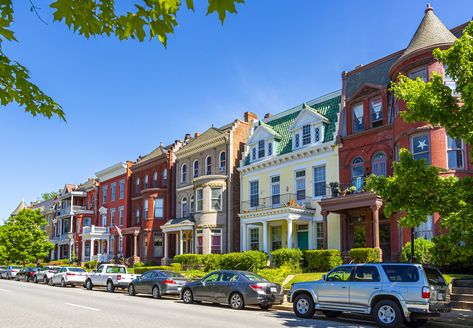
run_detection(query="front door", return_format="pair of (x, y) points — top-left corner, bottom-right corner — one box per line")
(297, 229), (308, 250)
(317, 266), (353, 305)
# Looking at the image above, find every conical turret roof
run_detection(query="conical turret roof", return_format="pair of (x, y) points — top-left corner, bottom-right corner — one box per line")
(11, 199), (27, 216)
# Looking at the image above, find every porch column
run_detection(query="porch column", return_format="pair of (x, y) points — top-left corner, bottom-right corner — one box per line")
(371, 204), (381, 248)
(70, 216), (73, 233)
(81, 239), (85, 261)
(287, 219), (293, 249)
(179, 230), (184, 255)
(107, 238), (110, 255)
(133, 233), (138, 258)
(164, 232), (169, 259)
(308, 220), (314, 249)
(175, 232), (179, 255)
(90, 238), (95, 258)
(241, 223), (247, 251)
(321, 210), (329, 249)
(262, 221), (268, 253)
(69, 241), (73, 260)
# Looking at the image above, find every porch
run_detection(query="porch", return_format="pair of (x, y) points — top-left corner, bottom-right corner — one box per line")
(80, 225), (111, 263)
(161, 217), (195, 261)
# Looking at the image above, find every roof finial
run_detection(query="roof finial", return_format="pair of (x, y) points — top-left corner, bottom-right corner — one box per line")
(425, 3), (433, 13)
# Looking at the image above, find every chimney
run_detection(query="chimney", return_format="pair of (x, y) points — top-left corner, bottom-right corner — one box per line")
(264, 113), (272, 119)
(194, 132), (201, 138)
(244, 111), (258, 122)
(184, 133), (191, 140)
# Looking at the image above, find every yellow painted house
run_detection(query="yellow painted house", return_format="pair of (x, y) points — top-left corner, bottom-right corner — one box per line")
(238, 91), (342, 252)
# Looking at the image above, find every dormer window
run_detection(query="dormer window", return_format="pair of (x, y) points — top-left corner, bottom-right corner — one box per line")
(258, 140), (265, 158)
(370, 98), (383, 128)
(302, 125), (311, 145)
(352, 103), (364, 133)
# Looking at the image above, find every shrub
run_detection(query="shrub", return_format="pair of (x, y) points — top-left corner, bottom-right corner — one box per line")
(431, 235), (473, 271)
(220, 251), (268, 271)
(170, 263), (182, 272)
(84, 260), (98, 270)
(401, 238), (434, 264)
(144, 260), (158, 266)
(133, 265), (173, 275)
(47, 259), (69, 266)
(257, 265), (292, 284)
(271, 248), (303, 269)
(173, 254), (203, 269)
(349, 248), (381, 263)
(133, 262), (144, 267)
(201, 254), (221, 271)
(304, 250), (342, 272)
(180, 269), (207, 279)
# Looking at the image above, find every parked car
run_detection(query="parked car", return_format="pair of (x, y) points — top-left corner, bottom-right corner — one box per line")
(288, 263), (451, 328)
(35, 266), (60, 284)
(181, 270), (284, 310)
(128, 270), (190, 299)
(0, 266), (23, 279)
(16, 267), (40, 282)
(85, 264), (139, 292)
(50, 267), (88, 287)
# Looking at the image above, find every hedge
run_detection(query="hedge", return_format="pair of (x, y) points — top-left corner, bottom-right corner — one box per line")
(257, 265), (292, 284)
(173, 254), (203, 269)
(133, 265), (173, 275)
(201, 254), (221, 272)
(401, 238), (434, 264)
(84, 260), (98, 269)
(304, 250), (342, 271)
(271, 248), (303, 269)
(349, 248), (381, 263)
(219, 251), (268, 271)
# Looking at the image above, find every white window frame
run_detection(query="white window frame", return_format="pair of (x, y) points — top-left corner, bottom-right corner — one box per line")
(219, 151), (226, 171)
(154, 198), (164, 218)
(196, 189), (203, 212)
(302, 124), (311, 145)
(205, 155), (212, 175)
(111, 182), (116, 202)
(258, 140), (265, 158)
(295, 169), (306, 205)
(211, 188), (223, 211)
(119, 179), (125, 200)
(270, 175), (280, 207)
(446, 134), (465, 170)
(190, 195), (195, 213)
(210, 228), (222, 254)
(181, 197), (188, 217)
(193, 160), (199, 178)
(249, 180), (259, 208)
(118, 206), (124, 226)
(143, 199), (149, 219)
(102, 185), (108, 204)
(313, 165), (326, 197)
(249, 226), (260, 251)
(181, 164), (187, 183)
(110, 208), (116, 226)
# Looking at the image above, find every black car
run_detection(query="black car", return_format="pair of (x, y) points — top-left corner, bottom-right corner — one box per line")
(181, 270), (284, 310)
(16, 267), (40, 282)
(128, 270), (190, 299)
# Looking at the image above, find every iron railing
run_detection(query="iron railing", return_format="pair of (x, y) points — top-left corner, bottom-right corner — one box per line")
(241, 193), (308, 212)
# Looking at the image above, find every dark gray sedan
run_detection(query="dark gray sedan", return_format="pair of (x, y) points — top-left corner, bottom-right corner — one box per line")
(128, 270), (190, 299)
(180, 270), (284, 310)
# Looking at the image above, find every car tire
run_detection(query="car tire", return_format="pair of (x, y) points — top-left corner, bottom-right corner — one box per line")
(85, 279), (93, 290)
(182, 289), (194, 304)
(373, 299), (404, 328)
(106, 280), (115, 293)
(259, 303), (272, 311)
(128, 284), (136, 296)
(323, 310), (342, 318)
(229, 292), (245, 310)
(152, 286), (161, 299)
(405, 319), (428, 328)
(293, 293), (316, 319)
(61, 279), (66, 288)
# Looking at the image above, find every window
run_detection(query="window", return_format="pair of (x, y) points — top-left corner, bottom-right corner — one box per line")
(196, 230), (203, 254)
(271, 176), (280, 207)
(219, 151), (226, 171)
(352, 103), (364, 133)
(313, 166), (326, 197)
(252, 147), (256, 161)
(370, 98), (383, 128)
(295, 134), (300, 148)
(181, 197), (188, 217)
(250, 181), (259, 208)
(315, 127), (321, 143)
(295, 170), (306, 204)
(154, 198), (164, 218)
(119, 179), (125, 199)
(351, 157), (364, 191)
(144, 175), (149, 189)
(135, 208), (140, 223)
(135, 178), (140, 194)
(196, 189), (203, 212)
(153, 172), (158, 188)
(210, 229), (222, 254)
(315, 222), (324, 249)
(302, 124), (311, 145)
(271, 225), (282, 250)
(193, 160), (199, 178)
(190, 195), (195, 213)
(444, 64), (459, 96)
(101, 214), (107, 227)
(181, 164), (187, 183)
(143, 199), (148, 219)
(211, 188), (222, 211)
(163, 169), (168, 187)
(102, 185), (108, 204)
(83, 217), (91, 226)
(249, 227), (260, 250)
(206, 156), (212, 175)
(447, 135), (464, 169)
(258, 140), (265, 158)
(411, 134), (430, 164)
(268, 142), (273, 156)
(353, 266), (381, 282)
(153, 232), (163, 257)
(382, 265), (419, 282)
(111, 182), (116, 202)
(326, 266), (353, 282)
(90, 194), (94, 209)
(415, 215), (433, 240)
(372, 152), (387, 177)
(110, 208), (115, 226)
(118, 206), (124, 226)
(409, 67), (428, 82)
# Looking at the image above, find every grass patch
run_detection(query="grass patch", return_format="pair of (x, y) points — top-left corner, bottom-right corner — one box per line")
(443, 273), (473, 285)
(284, 272), (325, 288)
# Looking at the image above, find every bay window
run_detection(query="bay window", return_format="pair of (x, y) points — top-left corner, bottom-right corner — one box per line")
(154, 198), (164, 218)
(196, 189), (203, 212)
(211, 188), (222, 211)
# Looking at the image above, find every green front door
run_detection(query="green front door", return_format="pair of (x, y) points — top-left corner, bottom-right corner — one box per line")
(297, 231), (309, 250)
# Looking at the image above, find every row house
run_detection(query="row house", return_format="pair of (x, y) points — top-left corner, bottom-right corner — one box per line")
(30, 198), (58, 258)
(319, 6), (472, 261)
(161, 112), (255, 261)
(238, 92), (341, 253)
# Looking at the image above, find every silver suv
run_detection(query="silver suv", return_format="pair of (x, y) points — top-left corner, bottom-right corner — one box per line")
(288, 263), (451, 328)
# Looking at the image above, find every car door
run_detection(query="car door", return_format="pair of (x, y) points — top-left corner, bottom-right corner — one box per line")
(194, 272), (221, 301)
(143, 271), (158, 294)
(317, 266), (353, 306)
(94, 265), (104, 285)
(349, 265), (381, 309)
(135, 271), (151, 293)
(214, 272), (239, 303)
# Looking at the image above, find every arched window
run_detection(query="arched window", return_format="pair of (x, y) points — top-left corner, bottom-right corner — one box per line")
(181, 197), (188, 217)
(372, 152), (387, 177)
(351, 157), (364, 191)
(193, 160), (199, 178)
(144, 175), (149, 189)
(190, 195), (195, 213)
(219, 151), (226, 171)
(163, 168), (168, 187)
(181, 164), (187, 183)
(206, 156), (212, 175)
(153, 172), (158, 188)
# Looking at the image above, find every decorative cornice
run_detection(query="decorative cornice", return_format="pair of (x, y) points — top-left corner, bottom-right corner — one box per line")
(176, 134), (227, 158)
(239, 206), (316, 220)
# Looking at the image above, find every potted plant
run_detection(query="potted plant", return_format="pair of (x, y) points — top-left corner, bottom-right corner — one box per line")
(329, 182), (339, 197)
(349, 185), (357, 194)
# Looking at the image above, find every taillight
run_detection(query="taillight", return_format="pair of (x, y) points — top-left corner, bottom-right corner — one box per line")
(117, 275), (122, 281)
(29, 272), (35, 276)
(249, 284), (265, 293)
(422, 286), (431, 299)
(163, 279), (176, 285)
(66, 273), (76, 276)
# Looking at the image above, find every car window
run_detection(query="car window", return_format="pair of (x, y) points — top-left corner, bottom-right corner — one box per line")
(327, 266), (353, 282)
(242, 272), (267, 282)
(203, 273), (220, 283)
(353, 266), (380, 282)
(97, 265), (104, 273)
(382, 265), (419, 282)
(141, 271), (153, 279)
(424, 267), (447, 286)
(69, 268), (86, 273)
(220, 272), (238, 282)
(105, 266), (126, 274)
(163, 271), (184, 278)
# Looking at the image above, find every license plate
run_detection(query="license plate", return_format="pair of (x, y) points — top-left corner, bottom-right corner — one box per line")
(437, 292), (445, 301)
(270, 287), (277, 293)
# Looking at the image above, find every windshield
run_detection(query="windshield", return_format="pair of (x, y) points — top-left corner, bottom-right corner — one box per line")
(424, 267), (447, 286)
(242, 272), (267, 282)
(68, 268), (86, 273)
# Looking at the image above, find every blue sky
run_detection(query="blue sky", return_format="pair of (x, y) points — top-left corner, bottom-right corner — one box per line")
(0, 1), (471, 222)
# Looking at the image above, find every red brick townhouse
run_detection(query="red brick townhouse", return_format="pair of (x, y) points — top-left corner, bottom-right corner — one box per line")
(320, 6), (472, 261)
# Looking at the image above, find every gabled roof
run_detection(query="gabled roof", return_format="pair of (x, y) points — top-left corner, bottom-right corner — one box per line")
(249, 121), (281, 143)
(135, 144), (169, 165)
(288, 103), (330, 131)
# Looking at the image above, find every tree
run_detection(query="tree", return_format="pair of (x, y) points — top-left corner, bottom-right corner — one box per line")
(0, 0), (244, 120)
(41, 191), (58, 201)
(0, 208), (53, 265)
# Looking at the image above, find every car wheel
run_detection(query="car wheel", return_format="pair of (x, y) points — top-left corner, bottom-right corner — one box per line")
(323, 310), (342, 318)
(152, 286), (161, 299)
(293, 293), (315, 319)
(259, 303), (272, 311)
(61, 279), (66, 288)
(374, 299), (403, 328)
(405, 319), (428, 328)
(182, 289), (194, 304)
(85, 279), (93, 290)
(106, 280), (115, 293)
(128, 284), (136, 296)
(229, 292), (245, 310)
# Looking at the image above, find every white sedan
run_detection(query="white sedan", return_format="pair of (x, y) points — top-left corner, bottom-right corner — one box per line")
(50, 267), (88, 287)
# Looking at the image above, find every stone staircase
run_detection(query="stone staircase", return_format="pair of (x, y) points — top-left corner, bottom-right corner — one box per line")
(451, 279), (473, 310)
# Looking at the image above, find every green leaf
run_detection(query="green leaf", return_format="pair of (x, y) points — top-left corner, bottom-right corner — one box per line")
(206, 0), (244, 24)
